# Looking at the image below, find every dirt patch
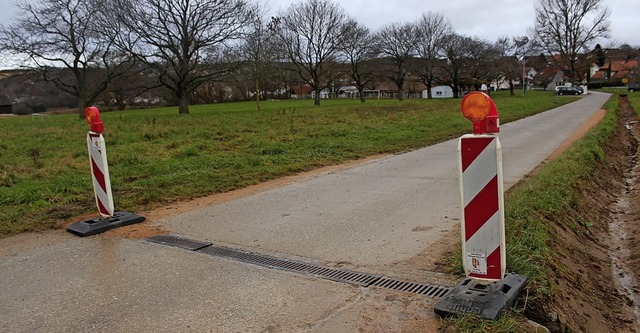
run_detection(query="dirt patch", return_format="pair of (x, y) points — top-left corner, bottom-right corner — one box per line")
(108, 220), (168, 239)
(402, 225), (461, 274)
(525, 96), (640, 333)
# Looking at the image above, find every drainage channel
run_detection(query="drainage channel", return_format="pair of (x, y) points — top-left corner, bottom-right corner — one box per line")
(146, 234), (450, 298)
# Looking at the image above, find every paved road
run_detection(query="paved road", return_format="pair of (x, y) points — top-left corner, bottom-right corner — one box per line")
(0, 92), (611, 332)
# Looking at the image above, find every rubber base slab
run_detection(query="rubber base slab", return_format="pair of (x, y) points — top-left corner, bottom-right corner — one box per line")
(434, 273), (527, 320)
(67, 211), (145, 237)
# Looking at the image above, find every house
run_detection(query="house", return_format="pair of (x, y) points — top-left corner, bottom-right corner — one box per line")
(337, 86), (358, 98)
(591, 58), (639, 82)
(372, 79), (426, 99)
(529, 65), (567, 90)
(489, 67), (538, 91)
(551, 71), (565, 89)
(291, 84), (313, 99)
(424, 85), (453, 98)
(311, 89), (331, 99)
(490, 79), (511, 91)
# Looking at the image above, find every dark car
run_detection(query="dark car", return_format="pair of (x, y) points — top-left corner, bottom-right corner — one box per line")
(556, 86), (582, 95)
(629, 83), (640, 92)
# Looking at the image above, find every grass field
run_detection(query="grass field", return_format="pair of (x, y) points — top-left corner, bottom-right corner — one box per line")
(0, 91), (575, 236)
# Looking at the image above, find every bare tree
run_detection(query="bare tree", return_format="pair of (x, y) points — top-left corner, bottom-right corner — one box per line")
(240, 3), (278, 110)
(414, 12), (452, 99)
(436, 33), (491, 98)
(375, 22), (419, 101)
(494, 36), (532, 96)
(111, 0), (250, 114)
(461, 37), (494, 91)
(531, 0), (610, 83)
(102, 61), (159, 110)
(338, 19), (376, 103)
(0, 0), (130, 118)
(274, 0), (348, 106)
(617, 44), (640, 60)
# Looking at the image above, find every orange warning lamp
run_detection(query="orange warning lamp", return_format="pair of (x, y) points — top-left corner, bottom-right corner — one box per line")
(85, 106), (104, 133)
(461, 92), (499, 134)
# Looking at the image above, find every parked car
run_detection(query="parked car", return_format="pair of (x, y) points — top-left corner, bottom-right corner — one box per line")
(629, 83), (640, 92)
(556, 86), (582, 95)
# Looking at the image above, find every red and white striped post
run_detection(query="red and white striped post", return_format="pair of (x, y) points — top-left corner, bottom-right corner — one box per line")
(86, 107), (114, 217)
(67, 107), (144, 236)
(435, 92), (527, 319)
(458, 92), (505, 281)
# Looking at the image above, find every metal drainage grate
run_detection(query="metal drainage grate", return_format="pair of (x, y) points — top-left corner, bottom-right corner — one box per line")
(371, 277), (451, 297)
(146, 234), (212, 251)
(145, 234), (450, 298)
(198, 244), (380, 287)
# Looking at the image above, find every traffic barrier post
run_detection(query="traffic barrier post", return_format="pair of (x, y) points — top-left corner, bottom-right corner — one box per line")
(435, 92), (527, 319)
(67, 107), (145, 236)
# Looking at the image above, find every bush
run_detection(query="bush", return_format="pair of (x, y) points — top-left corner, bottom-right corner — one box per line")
(30, 104), (47, 113)
(11, 102), (47, 115)
(12, 102), (32, 115)
(588, 79), (624, 89)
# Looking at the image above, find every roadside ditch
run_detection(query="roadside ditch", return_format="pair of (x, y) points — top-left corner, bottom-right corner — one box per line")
(524, 95), (640, 333)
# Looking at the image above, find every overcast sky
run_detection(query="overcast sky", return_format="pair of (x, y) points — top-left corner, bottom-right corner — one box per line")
(0, 0), (638, 50)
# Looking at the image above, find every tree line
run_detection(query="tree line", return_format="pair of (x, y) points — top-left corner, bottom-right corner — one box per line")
(0, 0), (617, 116)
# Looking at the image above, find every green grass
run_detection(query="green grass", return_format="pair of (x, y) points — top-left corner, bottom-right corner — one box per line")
(608, 88), (640, 109)
(439, 312), (535, 333)
(504, 108), (614, 281)
(0, 91), (574, 236)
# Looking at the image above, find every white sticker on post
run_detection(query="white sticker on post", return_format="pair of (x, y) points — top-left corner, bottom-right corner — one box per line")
(467, 252), (487, 275)
(90, 137), (102, 153)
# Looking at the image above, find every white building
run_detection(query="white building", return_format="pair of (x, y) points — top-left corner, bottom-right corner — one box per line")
(423, 85), (454, 98)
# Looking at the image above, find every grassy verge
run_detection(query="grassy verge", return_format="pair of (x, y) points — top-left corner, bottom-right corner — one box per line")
(0, 91), (573, 236)
(623, 90), (640, 110)
(442, 91), (622, 332)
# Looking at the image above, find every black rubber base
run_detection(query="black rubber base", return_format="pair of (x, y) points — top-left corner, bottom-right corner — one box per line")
(67, 211), (146, 237)
(434, 273), (527, 320)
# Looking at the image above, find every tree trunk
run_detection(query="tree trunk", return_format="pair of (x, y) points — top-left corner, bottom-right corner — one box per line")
(255, 75), (261, 110)
(569, 59), (577, 84)
(178, 94), (190, 114)
(358, 87), (365, 103)
(78, 99), (86, 119)
(397, 78), (405, 101)
(255, 63), (261, 111)
(314, 87), (321, 106)
(452, 85), (460, 99)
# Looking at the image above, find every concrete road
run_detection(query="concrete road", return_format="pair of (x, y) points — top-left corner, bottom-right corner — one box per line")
(0, 92), (611, 332)
(0, 232), (363, 332)
(158, 92), (612, 269)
